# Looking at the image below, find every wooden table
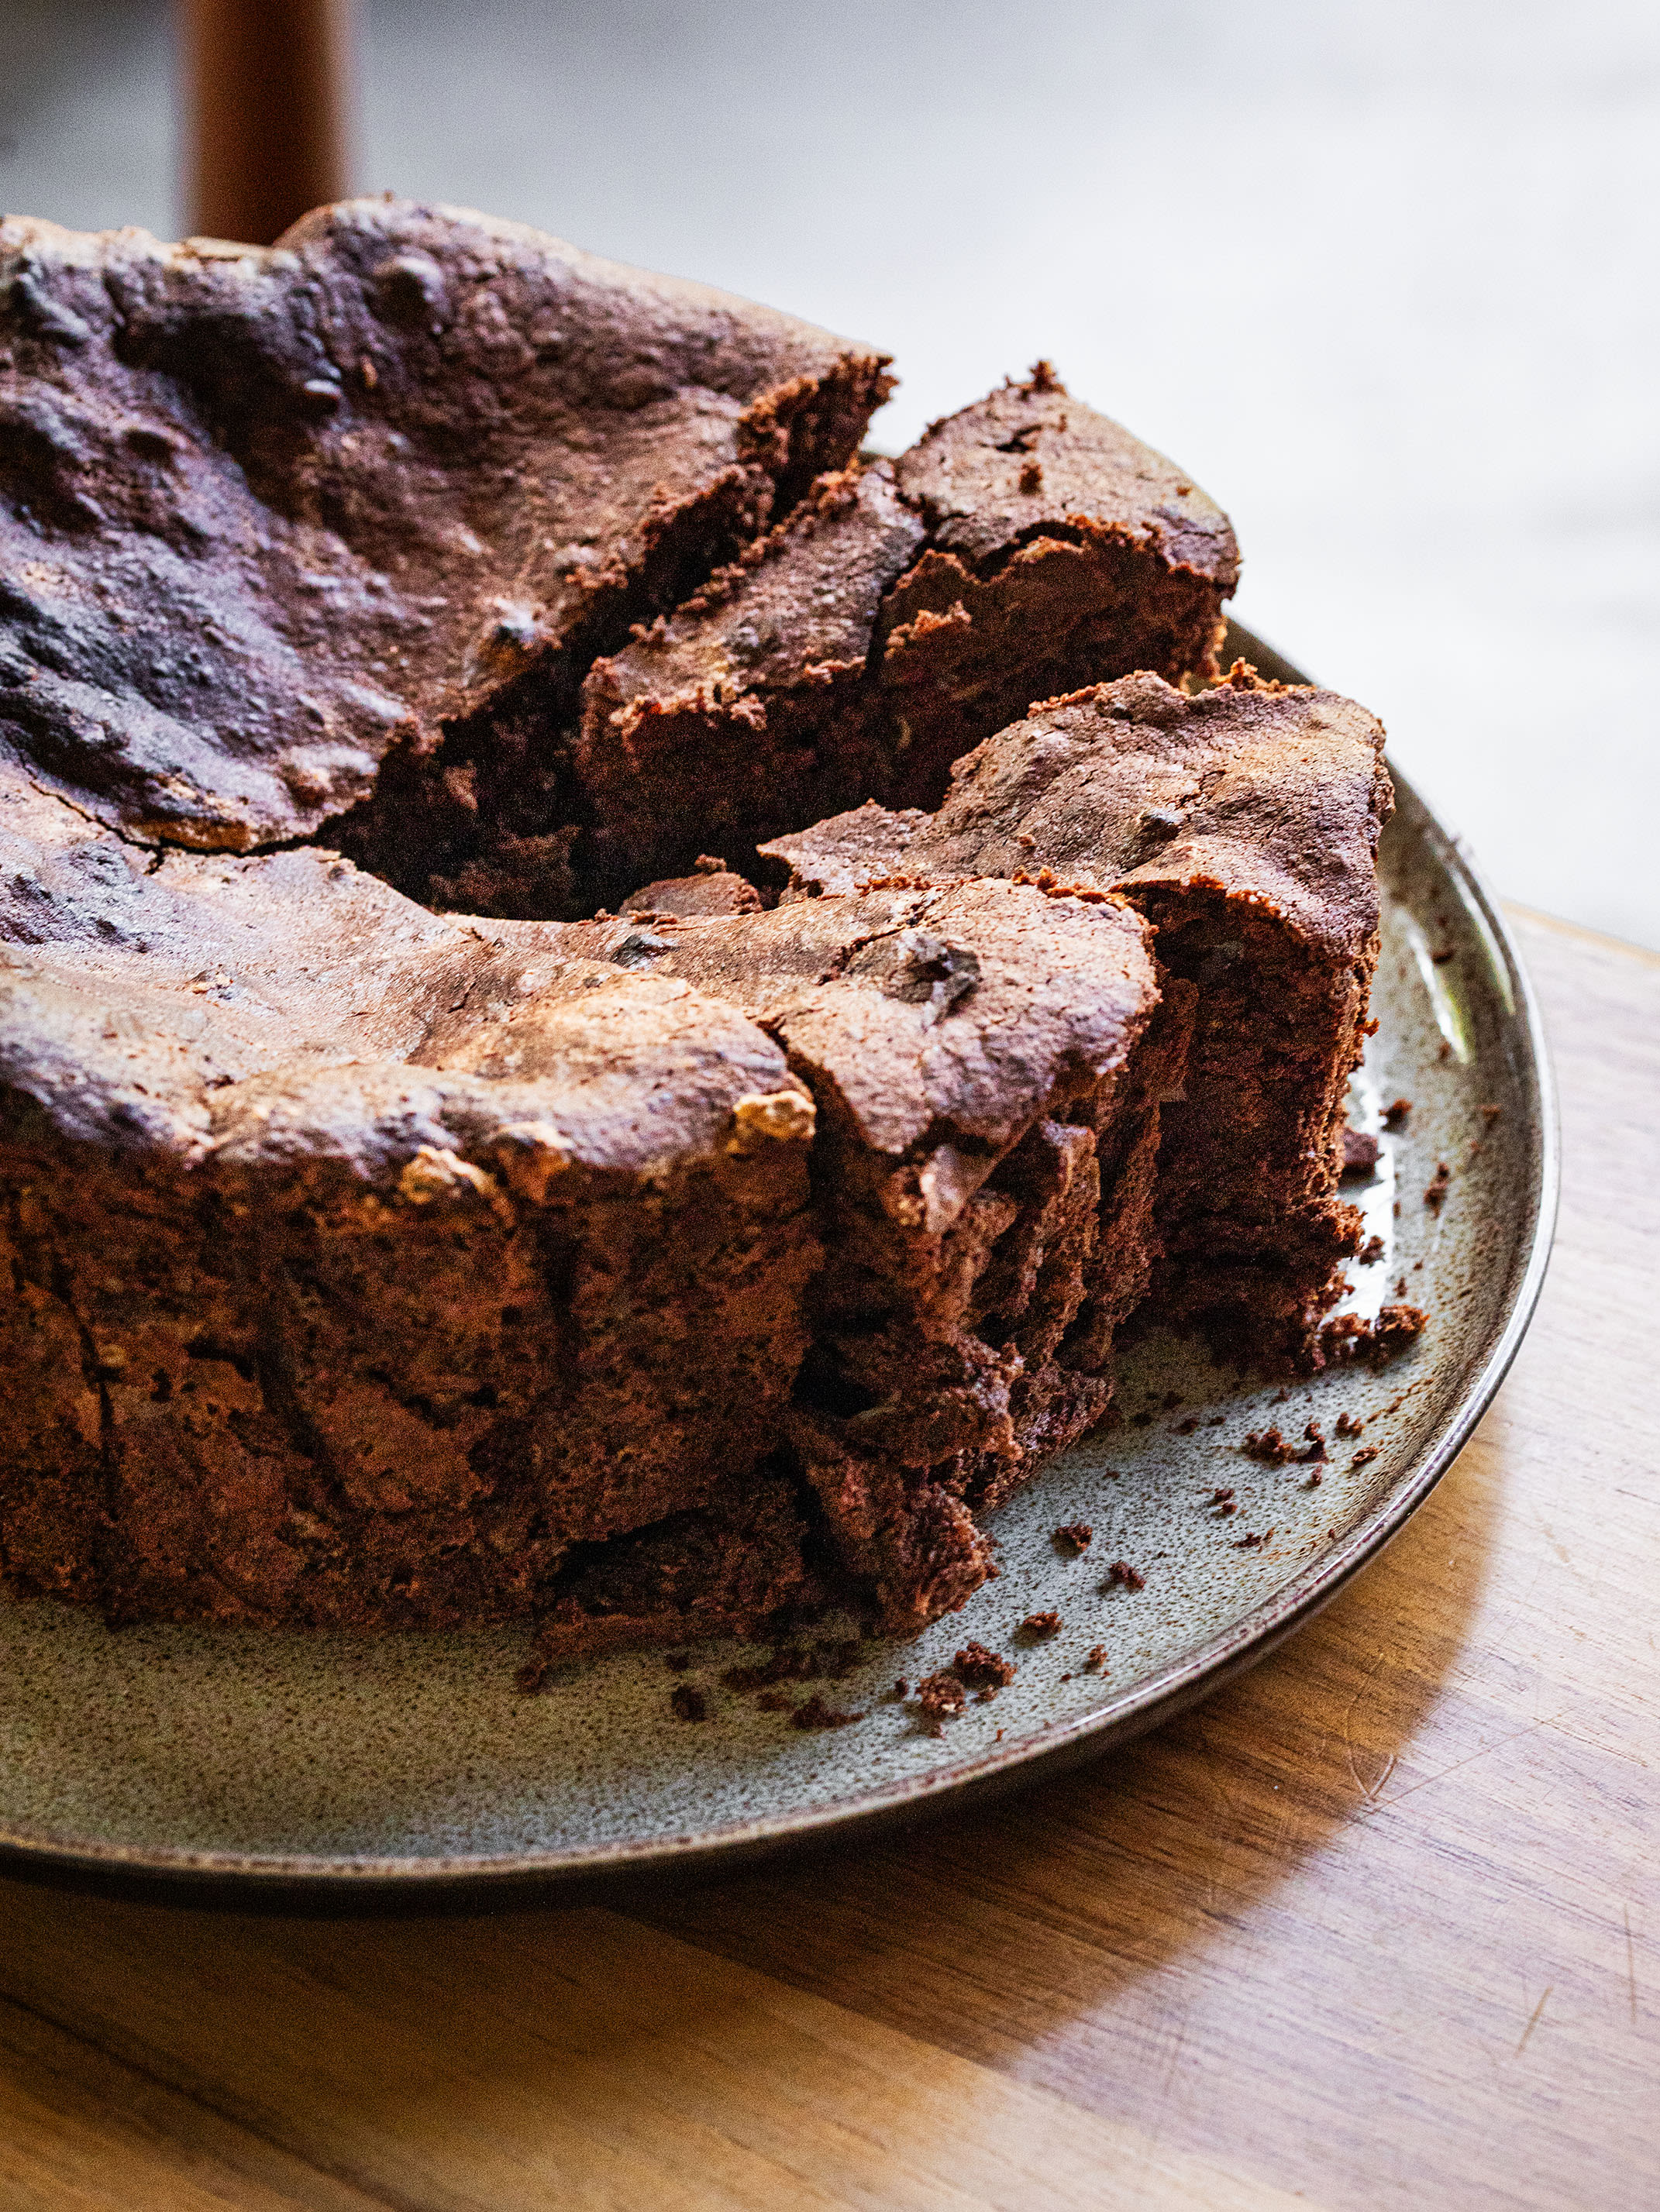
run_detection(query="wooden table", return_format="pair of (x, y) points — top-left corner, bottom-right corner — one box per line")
(0, 909), (1653, 2212)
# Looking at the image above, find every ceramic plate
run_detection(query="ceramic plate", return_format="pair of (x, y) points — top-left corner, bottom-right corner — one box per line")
(0, 625), (1558, 1893)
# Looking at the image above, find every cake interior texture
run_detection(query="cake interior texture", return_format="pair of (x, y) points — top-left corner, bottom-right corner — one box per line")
(0, 198), (1398, 1666)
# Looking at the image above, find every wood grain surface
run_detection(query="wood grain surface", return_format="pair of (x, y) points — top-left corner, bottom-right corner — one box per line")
(0, 906), (1654, 2212)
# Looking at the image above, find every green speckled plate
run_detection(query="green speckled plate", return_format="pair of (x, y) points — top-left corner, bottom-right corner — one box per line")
(0, 627), (1558, 1894)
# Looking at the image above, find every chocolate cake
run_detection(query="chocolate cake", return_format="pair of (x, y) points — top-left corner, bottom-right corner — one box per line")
(0, 196), (1394, 1666)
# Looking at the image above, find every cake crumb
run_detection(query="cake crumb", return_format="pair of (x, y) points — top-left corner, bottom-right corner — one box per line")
(1341, 1130), (1381, 1179)
(1242, 1426), (1293, 1465)
(1055, 1522), (1093, 1553)
(1383, 1097), (1412, 1129)
(1318, 1304), (1427, 1367)
(1424, 1162), (1452, 1211)
(664, 1651), (693, 1673)
(916, 1670), (967, 1732)
(1335, 1412), (1364, 1437)
(1083, 1645), (1109, 1673)
(1105, 1560), (1145, 1592)
(893, 1678), (909, 1698)
(756, 1690), (794, 1713)
(1359, 1235), (1386, 1265)
(670, 1684), (708, 1722)
(1480, 1102), (1503, 1122)
(790, 1693), (862, 1731)
(1352, 1447), (1379, 1467)
(954, 1640), (1017, 1692)
(1233, 1529), (1274, 1550)
(1018, 1611), (1062, 1640)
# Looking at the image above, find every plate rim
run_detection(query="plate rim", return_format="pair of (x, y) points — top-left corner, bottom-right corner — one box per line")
(0, 628), (1562, 1894)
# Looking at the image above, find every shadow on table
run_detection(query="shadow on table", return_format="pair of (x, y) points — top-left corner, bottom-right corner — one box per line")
(633, 1416), (1510, 2055)
(0, 1412), (1509, 2176)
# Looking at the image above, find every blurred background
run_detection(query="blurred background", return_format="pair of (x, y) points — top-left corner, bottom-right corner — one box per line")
(3, 0), (1657, 946)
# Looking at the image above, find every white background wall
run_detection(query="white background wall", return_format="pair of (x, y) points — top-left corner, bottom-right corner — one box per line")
(4, 0), (1657, 947)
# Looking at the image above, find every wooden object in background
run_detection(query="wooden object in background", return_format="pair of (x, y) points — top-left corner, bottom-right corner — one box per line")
(181, 0), (353, 245)
(0, 906), (1655, 2210)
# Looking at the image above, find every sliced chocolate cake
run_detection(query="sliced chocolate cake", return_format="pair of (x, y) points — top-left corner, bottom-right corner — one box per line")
(0, 195), (1397, 1667)
(371, 369), (1239, 920)
(574, 462), (925, 903)
(880, 366), (1240, 803)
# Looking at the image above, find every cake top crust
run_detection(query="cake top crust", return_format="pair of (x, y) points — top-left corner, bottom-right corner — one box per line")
(894, 366), (1240, 589)
(556, 876), (1162, 1161)
(0, 755), (803, 1179)
(0, 198), (888, 851)
(0, 748), (1158, 1186)
(764, 669), (1391, 959)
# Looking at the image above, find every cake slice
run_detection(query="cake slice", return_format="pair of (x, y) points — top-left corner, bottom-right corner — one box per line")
(573, 463), (926, 904)
(567, 876), (1190, 1634)
(880, 365), (1241, 804)
(550, 373), (1239, 913)
(763, 667), (1392, 1364)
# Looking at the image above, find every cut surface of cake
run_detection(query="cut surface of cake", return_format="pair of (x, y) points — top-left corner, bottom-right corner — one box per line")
(763, 666), (1393, 1363)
